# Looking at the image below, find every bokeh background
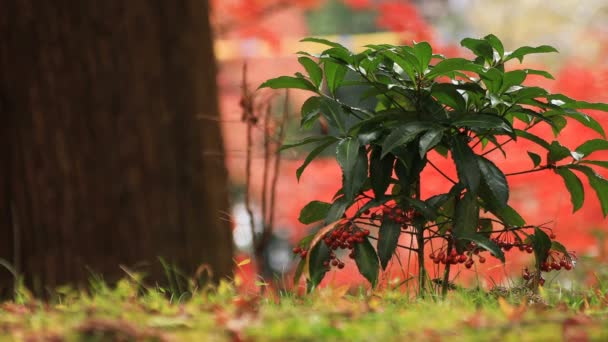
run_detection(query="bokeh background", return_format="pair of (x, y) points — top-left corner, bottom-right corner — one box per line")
(210, 0), (608, 289)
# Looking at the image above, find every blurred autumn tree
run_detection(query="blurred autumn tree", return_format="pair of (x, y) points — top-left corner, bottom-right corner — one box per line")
(0, 0), (233, 294)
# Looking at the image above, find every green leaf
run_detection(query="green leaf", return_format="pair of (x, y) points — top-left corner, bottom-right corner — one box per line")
(413, 41), (432, 73)
(562, 111), (606, 138)
(491, 205), (525, 227)
(500, 70), (527, 93)
(452, 114), (513, 133)
(458, 232), (505, 263)
(299, 201), (332, 224)
(484, 34), (504, 57)
(354, 237), (380, 287)
(377, 218), (401, 270)
(453, 192), (479, 237)
(555, 167), (584, 212)
(431, 83), (466, 111)
(298, 57), (323, 88)
(370, 147), (395, 198)
(309, 242), (330, 288)
(293, 257), (306, 286)
(300, 37), (345, 48)
(281, 135), (336, 151)
(426, 58), (484, 79)
(530, 227), (552, 263)
(515, 129), (551, 150)
(319, 97), (346, 133)
(324, 60), (347, 96)
(504, 45), (558, 63)
(527, 151), (542, 167)
(337, 137), (361, 198)
(579, 160), (608, 169)
(561, 100), (608, 112)
(523, 69), (554, 80)
(569, 165), (608, 217)
(300, 96), (322, 129)
(460, 38), (494, 62)
(381, 122), (432, 158)
(548, 141), (571, 163)
(477, 156), (509, 209)
(450, 135), (481, 193)
(325, 196), (350, 224)
(551, 241), (570, 258)
(296, 138), (337, 181)
(575, 139), (608, 158)
(259, 76), (318, 92)
(418, 128), (444, 158)
(382, 50), (417, 81)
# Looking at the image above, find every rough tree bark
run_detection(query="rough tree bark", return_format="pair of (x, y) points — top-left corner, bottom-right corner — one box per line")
(0, 0), (233, 294)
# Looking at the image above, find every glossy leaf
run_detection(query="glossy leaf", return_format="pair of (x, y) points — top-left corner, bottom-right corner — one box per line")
(298, 57), (323, 88)
(354, 237), (380, 287)
(308, 242), (330, 288)
(548, 141), (571, 163)
(458, 232), (505, 263)
(453, 192), (479, 237)
(569, 165), (608, 217)
(452, 114), (512, 133)
(477, 156), (509, 209)
(491, 205), (525, 227)
(575, 139), (608, 158)
(299, 201), (332, 224)
(531, 227), (552, 262)
(504, 45), (558, 63)
(484, 34), (504, 57)
(381, 122), (432, 158)
(460, 38), (494, 62)
(324, 60), (348, 96)
(325, 196), (350, 224)
(259, 76), (318, 92)
(555, 167), (584, 212)
(418, 128), (444, 158)
(377, 218), (401, 270)
(451, 136), (481, 193)
(369, 147), (394, 198)
(337, 137), (361, 199)
(296, 138), (337, 181)
(527, 151), (542, 167)
(426, 58), (484, 79)
(413, 41), (432, 73)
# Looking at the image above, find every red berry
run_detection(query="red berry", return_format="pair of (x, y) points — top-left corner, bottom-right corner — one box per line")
(337, 262), (345, 269)
(478, 256), (486, 264)
(300, 250), (308, 258)
(458, 254), (467, 263)
(550, 233), (556, 239)
(564, 263), (572, 270)
(349, 252), (355, 259)
(331, 260), (339, 266)
(363, 229), (370, 236)
(525, 246), (534, 254)
(293, 247), (301, 254)
(323, 261), (329, 267)
(363, 209), (370, 215)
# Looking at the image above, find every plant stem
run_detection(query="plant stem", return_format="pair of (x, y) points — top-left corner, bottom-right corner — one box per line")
(505, 165), (550, 176)
(414, 180), (427, 297)
(441, 239), (453, 298)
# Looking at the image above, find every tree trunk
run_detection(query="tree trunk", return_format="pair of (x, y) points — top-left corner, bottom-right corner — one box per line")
(0, 0), (233, 294)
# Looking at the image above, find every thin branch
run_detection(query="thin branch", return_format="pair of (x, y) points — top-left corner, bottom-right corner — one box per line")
(427, 160), (457, 184)
(505, 166), (550, 177)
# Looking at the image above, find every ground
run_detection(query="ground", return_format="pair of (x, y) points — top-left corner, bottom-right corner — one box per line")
(2, 272), (607, 341)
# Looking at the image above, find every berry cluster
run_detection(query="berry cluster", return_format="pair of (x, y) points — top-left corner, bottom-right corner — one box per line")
(321, 223), (370, 270)
(540, 250), (574, 272)
(322, 222), (370, 252)
(292, 246), (307, 258)
(521, 268), (546, 286)
(429, 248), (485, 269)
(369, 206), (417, 224)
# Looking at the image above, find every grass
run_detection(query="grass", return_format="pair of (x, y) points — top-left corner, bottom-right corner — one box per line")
(1, 266), (608, 342)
